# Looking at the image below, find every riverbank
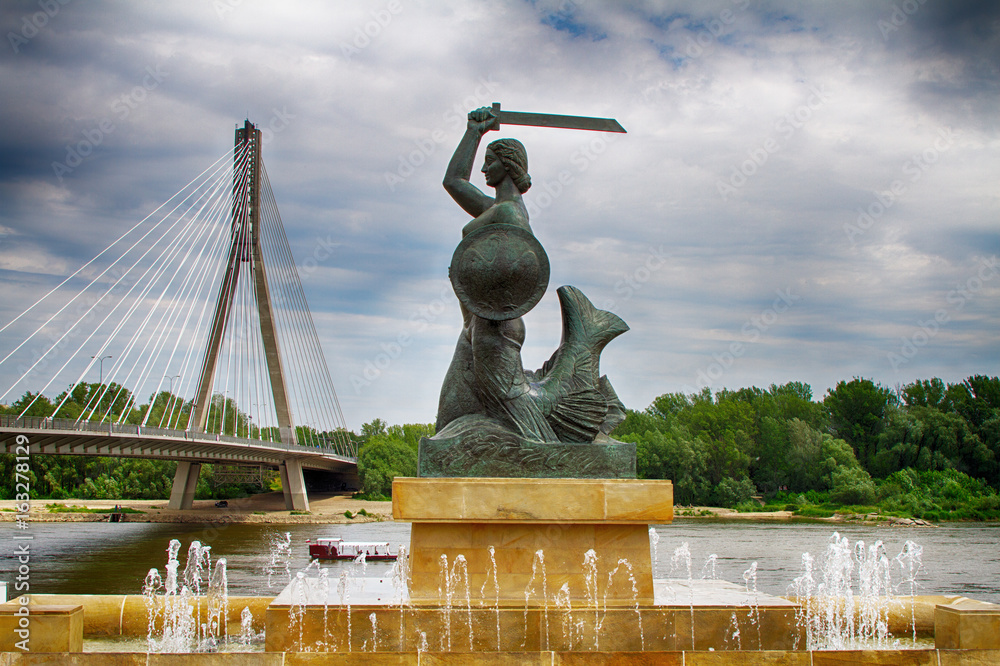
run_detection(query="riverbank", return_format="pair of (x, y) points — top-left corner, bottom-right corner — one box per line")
(675, 505), (936, 526)
(0, 492), (393, 524)
(0, 494), (934, 526)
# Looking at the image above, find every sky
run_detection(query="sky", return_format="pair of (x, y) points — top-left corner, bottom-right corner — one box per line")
(0, 0), (997, 433)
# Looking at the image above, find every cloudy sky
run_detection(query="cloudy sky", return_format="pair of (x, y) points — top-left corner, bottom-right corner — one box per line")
(1, 0), (997, 432)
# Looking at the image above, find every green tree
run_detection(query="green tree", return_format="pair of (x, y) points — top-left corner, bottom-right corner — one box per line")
(824, 377), (897, 471)
(647, 392), (690, 423)
(715, 475), (756, 506)
(675, 393), (755, 486)
(621, 426), (711, 504)
(361, 418), (388, 440)
(877, 468), (1000, 520)
(758, 382), (826, 429)
(872, 407), (926, 477)
(356, 433), (417, 499)
(9, 391), (55, 417)
(874, 404), (994, 480)
(387, 423), (434, 450)
(612, 408), (670, 440)
(43, 382), (137, 422)
(947, 376), (1000, 430)
(133, 390), (191, 430)
(829, 466), (877, 505)
(203, 393), (248, 436)
(945, 376), (1000, 485)
(902, 378), (948, 410)
(786, 419), (860, 491)
(753, 415), (791, 492)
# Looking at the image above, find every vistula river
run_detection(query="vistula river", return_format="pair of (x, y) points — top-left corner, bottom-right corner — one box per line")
(3, 521), (999, 603)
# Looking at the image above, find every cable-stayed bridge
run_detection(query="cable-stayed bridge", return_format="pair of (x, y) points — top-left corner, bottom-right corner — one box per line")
(0, 121), (356, 511)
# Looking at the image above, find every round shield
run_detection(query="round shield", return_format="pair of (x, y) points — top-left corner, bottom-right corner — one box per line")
(449, 223), (550, 321)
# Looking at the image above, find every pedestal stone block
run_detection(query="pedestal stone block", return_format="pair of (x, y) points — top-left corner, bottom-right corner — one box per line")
(0, 601), (83, 652)
(392, 478), (672, 608)
(935, 597), (1000, 649)
(393, 478), (673, 523)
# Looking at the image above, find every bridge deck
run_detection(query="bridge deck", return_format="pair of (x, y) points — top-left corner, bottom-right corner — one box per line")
(0, 416), (356, 473)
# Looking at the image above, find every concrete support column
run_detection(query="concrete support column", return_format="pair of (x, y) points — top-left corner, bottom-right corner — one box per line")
(279, 464), (291, 510)
(167, 461), (202, 510)
(282, 459), (309, 512)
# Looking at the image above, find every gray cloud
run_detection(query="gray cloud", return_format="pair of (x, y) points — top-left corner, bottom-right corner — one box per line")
(0, 0), (997, 429)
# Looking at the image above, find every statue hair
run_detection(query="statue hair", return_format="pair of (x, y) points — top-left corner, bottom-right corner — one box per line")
(488, 138), (531, 193)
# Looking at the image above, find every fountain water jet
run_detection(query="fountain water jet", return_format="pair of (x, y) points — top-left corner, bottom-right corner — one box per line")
(45, 482), (991, 661)
(12, 521), (1000, 662)
(141, 539), (233, 653)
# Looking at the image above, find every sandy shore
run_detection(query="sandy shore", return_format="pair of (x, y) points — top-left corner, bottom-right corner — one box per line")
(0, 492), (394, 524)
(676, 506), (799, 520)
(673, 505), (935, 526)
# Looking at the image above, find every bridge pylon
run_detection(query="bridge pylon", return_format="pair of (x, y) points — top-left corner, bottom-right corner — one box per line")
(168, 120), (307, 511)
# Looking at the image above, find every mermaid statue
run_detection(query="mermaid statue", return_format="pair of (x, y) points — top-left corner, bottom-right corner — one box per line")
(420, 106), (633, 477)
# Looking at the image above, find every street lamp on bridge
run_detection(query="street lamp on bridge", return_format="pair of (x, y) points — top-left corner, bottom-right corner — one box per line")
(91, 354), (112, 421)
(164, 374), (180, 428)
(253, 402), (268, 441)
(91, 354), (112, 385)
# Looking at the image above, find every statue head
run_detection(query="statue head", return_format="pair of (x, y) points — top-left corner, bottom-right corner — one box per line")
(487, 138), (531, 193)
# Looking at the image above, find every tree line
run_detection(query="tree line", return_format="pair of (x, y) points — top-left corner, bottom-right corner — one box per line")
(4, 376), (999, 521)
(612, 376), (1000, 519)
(354, 376), (1000, 520)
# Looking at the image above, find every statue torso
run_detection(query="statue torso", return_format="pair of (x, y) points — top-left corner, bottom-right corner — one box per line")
(462, 200), (531, 238)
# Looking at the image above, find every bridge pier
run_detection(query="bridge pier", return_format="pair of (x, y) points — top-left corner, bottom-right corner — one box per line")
(168, 461), (202, 510)
(281, 459), (309, 512)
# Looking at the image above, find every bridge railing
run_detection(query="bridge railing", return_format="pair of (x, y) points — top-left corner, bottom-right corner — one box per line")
(0, 415), (357, 461)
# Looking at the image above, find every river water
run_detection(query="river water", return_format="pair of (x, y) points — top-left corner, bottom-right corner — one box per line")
(4, 520), (999, 603)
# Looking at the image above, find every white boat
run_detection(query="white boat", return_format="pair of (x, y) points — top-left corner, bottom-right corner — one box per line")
(308, 537), (396, 561)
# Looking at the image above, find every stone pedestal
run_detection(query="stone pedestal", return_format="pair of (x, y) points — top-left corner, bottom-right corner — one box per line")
(392, 477), (673, 607)
(935, 597), (1000, 649)
(0, 602), (83, 652)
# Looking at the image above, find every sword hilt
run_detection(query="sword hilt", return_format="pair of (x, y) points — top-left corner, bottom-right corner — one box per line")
(489, 103), (503, 131)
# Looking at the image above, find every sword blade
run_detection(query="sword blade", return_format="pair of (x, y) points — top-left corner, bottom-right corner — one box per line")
(492, 104), (626, 133)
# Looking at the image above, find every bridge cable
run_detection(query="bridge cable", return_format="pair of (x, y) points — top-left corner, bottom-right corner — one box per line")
(11, 150), (240, 414)
(78, 148), (248, 424)
(102, 155), (245, 423)
(0, 150), (232, 339)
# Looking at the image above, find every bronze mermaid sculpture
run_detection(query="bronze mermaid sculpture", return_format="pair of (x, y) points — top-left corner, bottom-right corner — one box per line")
(432, 106), (629, 448)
